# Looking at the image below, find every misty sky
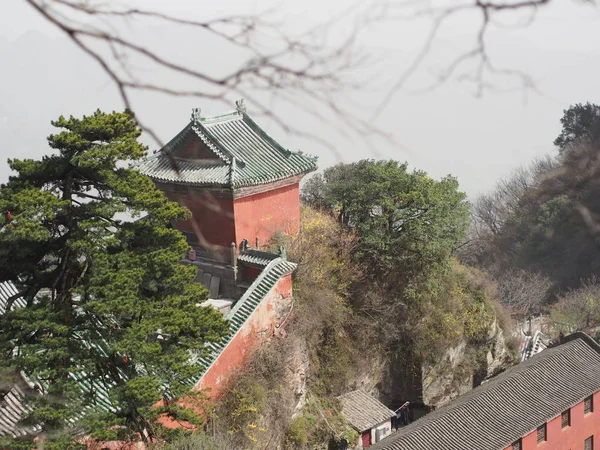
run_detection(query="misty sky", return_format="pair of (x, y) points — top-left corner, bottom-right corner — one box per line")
(1, 0), (600, 198)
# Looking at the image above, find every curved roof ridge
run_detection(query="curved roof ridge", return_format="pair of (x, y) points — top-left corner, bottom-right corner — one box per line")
(199, 110), (243, 124)
(241, 113), (292, 156)
(161, 122), (193, 152)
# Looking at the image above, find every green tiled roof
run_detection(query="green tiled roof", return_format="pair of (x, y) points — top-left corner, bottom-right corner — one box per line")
(237, 249), (280, 267)
(0, 280), (27, 315)
(137, 106), (317, 188)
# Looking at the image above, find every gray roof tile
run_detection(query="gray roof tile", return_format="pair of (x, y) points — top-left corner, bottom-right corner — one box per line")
(0, 280), (26, 315)
(338, 389), (395, 432)
(371, 333), (600, 450)
(0, 382), (37, 438)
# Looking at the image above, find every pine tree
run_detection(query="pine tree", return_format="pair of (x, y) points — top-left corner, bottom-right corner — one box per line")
(0, 110), (229, 448)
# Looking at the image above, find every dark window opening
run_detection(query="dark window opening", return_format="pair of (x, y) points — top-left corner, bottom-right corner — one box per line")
(561, 409), (571, 428)
(585, 436), (594, 450)
(511, 439), (522, 450)
(585, 396), (594, 414)
(537, 423), (547, 444)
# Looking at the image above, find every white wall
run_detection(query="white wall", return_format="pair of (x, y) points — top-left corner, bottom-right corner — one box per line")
(371, 420), (393, 444)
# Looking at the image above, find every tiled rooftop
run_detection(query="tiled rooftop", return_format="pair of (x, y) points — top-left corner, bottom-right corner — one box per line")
(238, 249), (280, 267)
(337, 389), (395, 433)
(138, 106), (317, 188)
(0, 379), (37, 438)
(0, 280), (26, 315)
(0, 281), (36, 437)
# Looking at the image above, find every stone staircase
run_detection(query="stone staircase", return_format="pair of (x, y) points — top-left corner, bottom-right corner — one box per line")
(521, 330), (548, 362)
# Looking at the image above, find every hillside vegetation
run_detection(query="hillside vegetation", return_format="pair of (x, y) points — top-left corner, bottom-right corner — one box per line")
(203, 161), (515, 449)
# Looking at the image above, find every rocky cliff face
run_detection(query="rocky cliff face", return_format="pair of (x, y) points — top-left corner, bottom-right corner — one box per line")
(422, 319), (513, 408)
(483, 319), (513, 378)
(421, 339), (473, 407)
(288, 337), (310, 416)
(373, 318), (515, 410)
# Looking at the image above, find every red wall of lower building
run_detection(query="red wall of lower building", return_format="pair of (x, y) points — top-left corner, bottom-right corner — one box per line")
(361, 431), (372, 448)
(241, 265), (263, 282)
(504, 391), (600, 450)
(233, 183), (300, 247)
(193, 274), (293, 400)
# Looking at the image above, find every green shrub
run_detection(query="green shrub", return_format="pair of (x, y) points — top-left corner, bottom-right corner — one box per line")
(285, 414), (317, 449)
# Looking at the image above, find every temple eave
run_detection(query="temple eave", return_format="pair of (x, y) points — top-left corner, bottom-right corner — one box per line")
(149, 173), (306, 199)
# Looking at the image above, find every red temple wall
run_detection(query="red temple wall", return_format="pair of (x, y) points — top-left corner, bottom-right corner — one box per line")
(193, 274), (293, 400)
(159, 181), (301, 251)
(233, 183), (300, 247)
(165, 189), (235, 249)
(503, 391), (600, 450)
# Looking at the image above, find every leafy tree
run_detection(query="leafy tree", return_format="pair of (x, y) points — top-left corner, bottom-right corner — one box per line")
(300, 173), (327, 210)
(0, 111), (229, 447)
(302, 161), (492, 381)
(300, 165), (357, 213)
(554, 102), (600, 153)
(304, 160), (470, 281)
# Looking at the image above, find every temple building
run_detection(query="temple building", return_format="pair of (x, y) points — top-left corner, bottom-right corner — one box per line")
(140, 101), (317, 400)
(138, 100), (316, 298)
(139, 102), (315, 248)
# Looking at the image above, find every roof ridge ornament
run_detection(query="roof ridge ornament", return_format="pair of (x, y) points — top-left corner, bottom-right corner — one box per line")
(229, 156), (237, 184)
(235, 99), (247, 114)
(190, 108), (202, 123)
(278, 245), (287, 260)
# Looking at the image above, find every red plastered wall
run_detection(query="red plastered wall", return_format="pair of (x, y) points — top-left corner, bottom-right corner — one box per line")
(233, 183), (300, 247)
(164, 189), (236, 249)
(193, 274), (293, 400)
(503, 391), (600, 450)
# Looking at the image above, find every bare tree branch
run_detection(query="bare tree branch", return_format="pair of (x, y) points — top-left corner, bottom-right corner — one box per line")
(498, 268), (552, 318)
(371, 0), (554, 118)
